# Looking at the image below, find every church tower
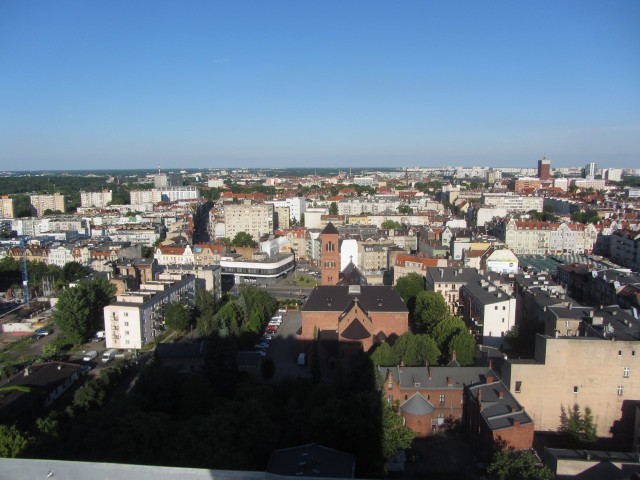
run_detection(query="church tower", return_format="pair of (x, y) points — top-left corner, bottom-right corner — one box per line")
(320, 222), (340, 285)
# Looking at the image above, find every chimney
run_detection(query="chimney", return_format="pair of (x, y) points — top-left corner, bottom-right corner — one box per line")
(486, 373), (495, 384)
(498, 390), (505, 399)
(513, 420), (520, 428)
(477, 389), (482, 401)
(452, 350), (457, 363)
(428, 367), (432, 380)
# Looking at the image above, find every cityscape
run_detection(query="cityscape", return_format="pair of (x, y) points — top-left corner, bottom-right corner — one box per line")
(0, 160), (639, 479)
(1, 1), (639, 479)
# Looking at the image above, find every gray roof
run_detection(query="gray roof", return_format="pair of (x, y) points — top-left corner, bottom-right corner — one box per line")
(467, 380), (533, 431)
(400, 393), (435, 416)
(461, 278), (512, 305)
(381, 366), (491, 390)
(320, 222), (339, 235)
(266, 443), (355, 478)
(301, 286), (408, 314)
(426, 267), (480, 284)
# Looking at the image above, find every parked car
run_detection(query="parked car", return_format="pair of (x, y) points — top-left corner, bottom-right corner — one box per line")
(254, 342), (269, 350)
(101, 349), (117, 363)
(261, 335), (273, 342)
(265, 325), (278, 333)
(35, 328), (52, 336)
(82, 351), (98, 362)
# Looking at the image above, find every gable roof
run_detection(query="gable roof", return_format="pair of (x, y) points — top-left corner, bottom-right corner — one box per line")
(400, 393), (435, 416)
(321, 222), (339, 235)
(302, 286), (408, 314)
(340, 318), (371, 340)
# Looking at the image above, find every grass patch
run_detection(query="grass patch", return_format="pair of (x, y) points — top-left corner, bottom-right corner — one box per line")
(140, 329), (180, 352)
(289, 274), (318, 287)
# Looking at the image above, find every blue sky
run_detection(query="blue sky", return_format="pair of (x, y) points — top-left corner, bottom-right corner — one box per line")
(1, 1), (638, 170)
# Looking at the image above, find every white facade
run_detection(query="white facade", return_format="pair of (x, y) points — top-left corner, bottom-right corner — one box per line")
(269, 197), (306, 223)
(104, 274), (196, 350)
(161, 186), (200, 202)
(485, 249), (518, 274)
(130, 189), (162, 204)
(30, 194), (66, 217)
(504, 219), (598, 255)
(476, 208), (508, 227)
(223, 203), (274, 241)
(80, 190), (113, 208)
(481, 193), (544, 212)
(572, 179), (606, 190)
(340, 239), (359, 270)
(304, 207), (327, 229)
(47, 245), (75, 268)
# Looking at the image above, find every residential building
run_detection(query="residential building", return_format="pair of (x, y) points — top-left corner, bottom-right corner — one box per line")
(80, 190), (113, 208)
(503, 219), (598, 255)
(30, 193), (66, 217)
(193, 243), (226, 266)
(393, 254), (447, 285)
(269, 197), (306, 223)
(609, 229), (640, 272)
(154, 244), (194, 266)
(300, 284), (409, 352)
(481, 193), (544, 213)
(425, 267), (481, 315)
(104, 273), (196, 350)
(130, 189), (162, 204)
(223, 203), (274, 242)
(220, 252), (294, 285)
(513, 177), (541, 193)
(583, 162), (597, 180)
(460, 275), (516, 347)
(0, 195), (14, 219)
(502, 307), (640, 444)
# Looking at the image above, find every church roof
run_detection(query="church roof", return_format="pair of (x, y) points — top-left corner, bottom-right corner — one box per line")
(337, 261), (368, 286)
(302, 286), (408, 313)
(340, 318), (371, 340)
(320, 222), (339, 235)
(400, 393), (435, 416)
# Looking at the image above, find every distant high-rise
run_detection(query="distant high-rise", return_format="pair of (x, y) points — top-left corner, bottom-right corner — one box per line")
(29, 193), (66, 217)
(537, 157), (551, 180)
(583, 162), (597, 180)
(0, 195), (15, 219)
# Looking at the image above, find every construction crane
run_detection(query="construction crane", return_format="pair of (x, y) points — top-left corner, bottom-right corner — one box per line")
(20, 236), (29, 304)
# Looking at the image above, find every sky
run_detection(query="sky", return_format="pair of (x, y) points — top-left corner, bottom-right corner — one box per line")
(0, 1), (639, 171)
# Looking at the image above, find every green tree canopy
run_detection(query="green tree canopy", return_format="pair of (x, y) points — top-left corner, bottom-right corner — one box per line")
(372, 332), (440, 367)
(431, 315), (467, 351)
(486, 448), (553, 480)
(0, 424), (30, 458)
(381, 220), (402, 229)
(164, 302), (191, 332)
(447, 330), (476, 366)
(394, 272), (424, 311)
(397, 204), (413, 215)
(414, 290), (449, 333)
(62, 261), (89, 283)
(328, 201), (338, 215)
(381, 399), (415, 459)
(559, 403), (597, 446)
(52, 278), (116, 344)
(232, 231), (254, 247)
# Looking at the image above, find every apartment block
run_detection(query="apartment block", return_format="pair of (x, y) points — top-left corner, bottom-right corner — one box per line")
(481, 193), (544, 212)
(103, 273), (196, 350)
(502, 306), (640, 445)
(0, 195), (14, 219)
(223, 203), (274, 241)
(30, 194), (66, 217)
(80, 190), (113, 208)
(503, 219), (598, 255)
(425, 267), (481, 315)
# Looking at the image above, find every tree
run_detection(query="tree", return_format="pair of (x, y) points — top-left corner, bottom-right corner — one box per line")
(381, 220), (402, 229)
(381, 399), (415, 460)
(0, 424), (30, 457)
(447, 331), (476, 366)
(414, 291), (448, 333)
(559, 403), (597, 445)
(164, 302), (191, 332)
(486, 448), (553, 480)
(232, 231), (254, 247)
(194, 290), (218, 336)
(371, 342), (399, 366)
(392, 332), (440, 366)
(42, 343), (60, 359)
(431, 315), (466, 351)
(397, 204), (413, 215)
(394, 272), (424, 311)
(62, 261), (89, 283)
(328, 201), (338, 215)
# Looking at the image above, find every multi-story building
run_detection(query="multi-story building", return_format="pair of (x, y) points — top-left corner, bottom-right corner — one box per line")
(301, 284), (409, 352)
(481, 193), (543, 213)
(129, 189), (162, 205)
(47, 245), (76, 268)
(393, 254), (447, 285)
(538, 157), (551, 180)
(80, 190), (113, 208)
(110, 225), (162, 246)
(193, 243), (226, 266)
(0, 195), (15, 219)
(583, 162), (597, 180)
(154, 244), (195, 266)
(29, 194), (66, 217)
(513, 177), (541, 193)
(103, 273), (196, 350)
(220, 252), (294, 285)
(274, 206), (290, 230)
(223, 203), (274, 242)
(502, 306), (640, 444)
(269, 197), (306, 223)
(503, 219), (598, 255)
(572, 178), (606, 190)
(160, 186), (200, 202)
(425, 267), (481, 314)
(609, 229), (640, 272)
(459, 275), (516, 348)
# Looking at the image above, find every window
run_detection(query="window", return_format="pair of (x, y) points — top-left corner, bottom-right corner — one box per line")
(495, 306), (498, 310)
(515, 381), (522, 393)
(618, 350), (622, 356)
(439, 394), (445, 405)
(573, 385), (579, 394)
(124, 321), (129, 327)
(633, 351), (636, 357)
(414, 382), (420, 387)
(617, 385), (624, 396)
(387, 381), (392, 390)
(624, 367), (630, 378)
(502, 306), (506, 310)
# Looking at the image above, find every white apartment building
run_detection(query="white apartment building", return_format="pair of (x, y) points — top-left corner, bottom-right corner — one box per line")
(460, 276), (516, 348)
(0, 195), (14, 219)
(504, 219), (598, 255)
(161, 186), (200, 202)
(109, 225), (162, 246)
(80, 190), (113, 208)
(104, 273), (195, 349)
(425, 267), (481, 314)
(11, 218), (50, 237)
(130, 189), (162, 204)
(30, 194), (66, 217)
(476, 207), (508, 227)
(572, 179), (607, 190)
(304, 207), (328, 229)
(207, 178), (225, 188)
(481, 193), (544, 212)
(268, 197), (306, 223)
(154, 245), (195, 266)
(223, 203), (274, 241)
(47, 245), (75, 268)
